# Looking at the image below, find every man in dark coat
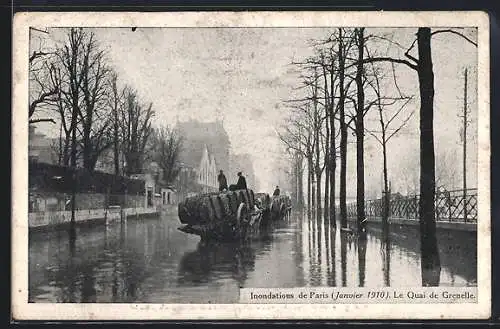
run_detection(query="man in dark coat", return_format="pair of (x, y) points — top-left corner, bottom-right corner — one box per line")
(235, 172), (247, 190)
(218, 170), (228, 192)
(273, 186), (280, 196)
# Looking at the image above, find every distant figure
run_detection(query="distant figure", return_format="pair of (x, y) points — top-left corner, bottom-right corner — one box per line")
(273, 186), (280, 196)
(235, 172), (247, 190)
(217, 170), (228, 192)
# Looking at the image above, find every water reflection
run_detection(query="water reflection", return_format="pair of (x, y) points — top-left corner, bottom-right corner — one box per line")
(301, 212), (476, 288)
(380, 226), (391, 287)
(358, 233), (367, 287)
(29, 210), (477, 303)
(178, 239), (257, 286)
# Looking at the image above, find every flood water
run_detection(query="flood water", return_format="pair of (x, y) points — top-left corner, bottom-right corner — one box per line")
(29, 211), (477, 303)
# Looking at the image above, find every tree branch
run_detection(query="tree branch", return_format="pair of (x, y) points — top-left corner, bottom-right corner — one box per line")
(386, 111), (415, 142)
(365, 128), (384, 146)
(431, 29), (478, 47)
(354, 56), (418, 71)
(29, 118), (56, 124)
(29, 51), (51, 64)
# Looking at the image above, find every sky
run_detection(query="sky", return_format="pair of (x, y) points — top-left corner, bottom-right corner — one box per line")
(30, 27), (478, 197)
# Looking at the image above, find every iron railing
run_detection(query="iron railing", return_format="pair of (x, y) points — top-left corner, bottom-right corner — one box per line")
(346, 188), (477, 223)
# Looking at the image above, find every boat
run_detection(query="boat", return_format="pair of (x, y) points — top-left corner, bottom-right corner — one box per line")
(177, 189), (267, 241)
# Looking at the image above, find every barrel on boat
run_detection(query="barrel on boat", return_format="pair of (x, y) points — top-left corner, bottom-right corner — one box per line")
(178, 189), (256, 227)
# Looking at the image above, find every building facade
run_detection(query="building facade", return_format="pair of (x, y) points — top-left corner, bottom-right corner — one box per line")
(130, 173), (156, 208)
(28, 126), (58, 164)
(175, 119), (231, 200)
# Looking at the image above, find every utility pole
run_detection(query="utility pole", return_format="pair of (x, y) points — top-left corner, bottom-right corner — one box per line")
(462, 68), (468, 223)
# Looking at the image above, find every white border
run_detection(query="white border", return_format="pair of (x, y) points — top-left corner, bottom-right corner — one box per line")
(12, 11), (491, 320)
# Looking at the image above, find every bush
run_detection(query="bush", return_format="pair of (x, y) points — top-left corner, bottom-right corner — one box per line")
(29, 161), (145, 195)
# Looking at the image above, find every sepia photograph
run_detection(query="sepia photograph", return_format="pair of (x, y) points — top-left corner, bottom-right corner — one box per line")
(12, 11), (490, 320)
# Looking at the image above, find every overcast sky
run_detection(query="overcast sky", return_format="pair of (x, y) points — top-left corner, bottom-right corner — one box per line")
(31, 27), (478, 196)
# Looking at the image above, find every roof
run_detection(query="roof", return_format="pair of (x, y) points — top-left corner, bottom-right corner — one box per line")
(178, 142), (207, 169)
(176, 120), (230, 142)
(176, 120), (230, 171)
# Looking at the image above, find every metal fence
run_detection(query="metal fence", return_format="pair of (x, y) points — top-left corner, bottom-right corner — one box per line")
(347, 188), (477, 223)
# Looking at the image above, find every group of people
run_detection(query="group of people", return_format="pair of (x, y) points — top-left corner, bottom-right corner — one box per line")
(217, 169), (282, 197)
(217, 170), (247, 192)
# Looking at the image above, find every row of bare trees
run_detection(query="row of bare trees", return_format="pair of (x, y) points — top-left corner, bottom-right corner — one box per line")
(280, 28), (413, 226)
(279, 27), (476, 286)
(29, 28), (183, 184)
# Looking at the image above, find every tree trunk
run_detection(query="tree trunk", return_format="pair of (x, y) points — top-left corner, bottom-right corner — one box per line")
(382, 139), (390, 224)
(417, 27), (441, 286)
(330, 150), (336, 227)
(355, 28), (366, 233)
(113, 108), (120, 175)
(338, 28), (348, 228)
(69, 94), (78, 240)
(82, 117), (93, 171)
(314, 113), (321, 219)
(324, 120), (330, 220)
(298, 157), (304, 208)
(329, 61), (336, 227)
(62, 134), (71, 166)
(292, 155), (297, 205)
(307, 156), (312, 215)
(311, 177), (316, 218)
(322, 65), (330, 220)
(316, 171), (321, 220)
(379, 100), (390, 225)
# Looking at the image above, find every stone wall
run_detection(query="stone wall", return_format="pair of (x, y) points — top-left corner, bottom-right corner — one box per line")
(29, 191), (148, 212)
(28, 206), (159, 229)
(75, 193), (106, 210)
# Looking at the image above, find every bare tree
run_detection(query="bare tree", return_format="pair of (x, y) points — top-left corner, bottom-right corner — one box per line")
(332, 28), (358, 229)
(28, 28), (58, 125)
(278, 104), (315, 214)
(309, 68), (324, 219)
(107, 70), (124, 175)
(57, 27), (87, 235)
(356, 27), (477, 286)
(365, 66), (415, 225)
(78, 32), (113, 171)
(120, 87), (155, 176)
(354, 27), (367, 232)
(151, 126), (184, 184)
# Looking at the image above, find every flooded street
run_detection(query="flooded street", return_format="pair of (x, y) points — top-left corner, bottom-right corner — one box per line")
(29, 212), (477, 303)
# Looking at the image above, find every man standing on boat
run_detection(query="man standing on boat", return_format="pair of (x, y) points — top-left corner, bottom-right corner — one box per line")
(235, 172), (247, 190)
(218, 170), (228, 192)
(273, 186), (280, 196)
